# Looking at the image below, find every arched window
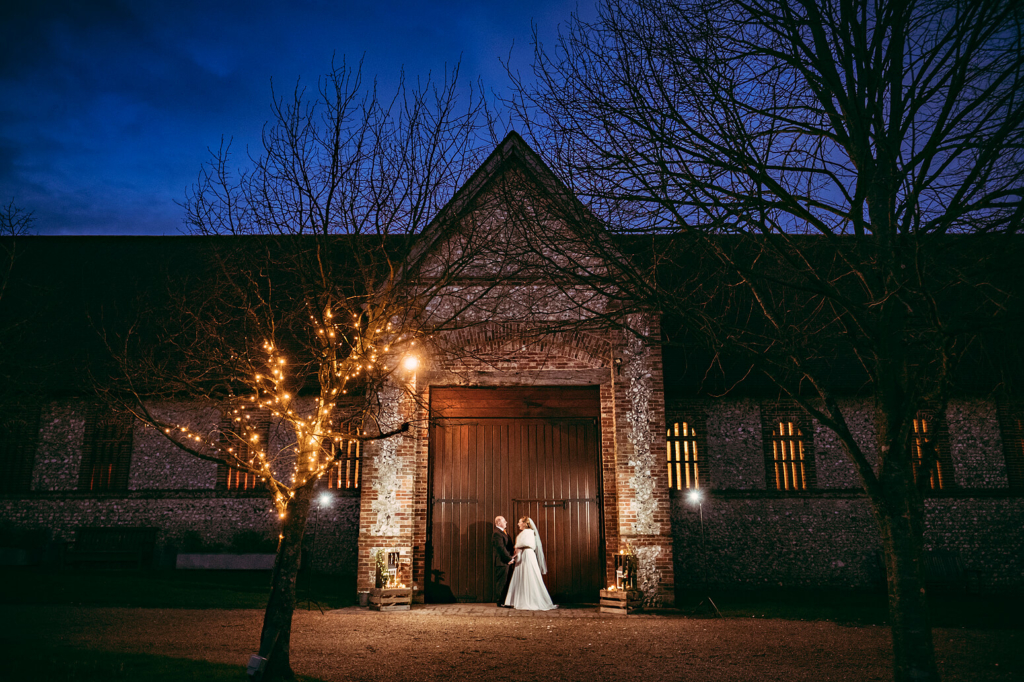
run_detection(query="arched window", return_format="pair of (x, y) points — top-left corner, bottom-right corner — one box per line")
(666, 409), (707, 492)
(79, 407), (133, 492)
(216, 408), (270, 491)
(761, 403), (816, 491)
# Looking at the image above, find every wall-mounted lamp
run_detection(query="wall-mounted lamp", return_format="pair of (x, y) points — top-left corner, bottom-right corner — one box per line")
(401, 355), (420, 372)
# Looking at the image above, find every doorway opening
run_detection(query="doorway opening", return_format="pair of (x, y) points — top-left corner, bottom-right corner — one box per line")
(427, 386), (604, 603)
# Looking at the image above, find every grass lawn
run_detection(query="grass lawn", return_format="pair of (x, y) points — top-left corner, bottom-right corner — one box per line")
(0, 567), (357, 610)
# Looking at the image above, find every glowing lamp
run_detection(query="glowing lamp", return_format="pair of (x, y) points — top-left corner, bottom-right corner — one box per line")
(319, 492), (333, 507)
(402, 355), (420, 372)
(688, 489), (702, 505)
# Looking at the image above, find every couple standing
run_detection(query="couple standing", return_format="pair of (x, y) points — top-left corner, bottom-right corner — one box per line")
(492, 515), (557, 610)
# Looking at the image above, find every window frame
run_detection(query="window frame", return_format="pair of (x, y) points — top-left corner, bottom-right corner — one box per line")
(761, 402), (817, 492)
(216, 408), (271, 492)
(78, 407), (134, 492)
(665, 405), (708, 494)
(320, 414), (362, 495)
(910, 407), (955, 492)
(323, 436), (362, 492)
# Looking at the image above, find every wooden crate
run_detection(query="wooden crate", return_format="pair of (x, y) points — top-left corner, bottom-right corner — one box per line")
(369, 587), (412, 611)
(599, 589), (642, 615)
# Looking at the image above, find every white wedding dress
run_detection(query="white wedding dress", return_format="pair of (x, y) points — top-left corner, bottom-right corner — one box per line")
(503, 528), (557, 610)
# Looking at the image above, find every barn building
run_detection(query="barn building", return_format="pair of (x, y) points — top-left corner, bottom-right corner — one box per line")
(1, 135), (1022, 603)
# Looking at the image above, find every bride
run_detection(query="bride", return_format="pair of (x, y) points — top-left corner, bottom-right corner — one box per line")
(504, 517), (557, 610)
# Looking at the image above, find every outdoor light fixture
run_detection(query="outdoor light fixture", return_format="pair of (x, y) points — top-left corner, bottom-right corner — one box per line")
(688, 487), (722, 617)
(402, 355), (420, 372)
(301, 491), (335, 613)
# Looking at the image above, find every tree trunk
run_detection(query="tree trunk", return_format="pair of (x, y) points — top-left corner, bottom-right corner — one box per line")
(876, 474), (939, 681)
(258, 487), (312, 681)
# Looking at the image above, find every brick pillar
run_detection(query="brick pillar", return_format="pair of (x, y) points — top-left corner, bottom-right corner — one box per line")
(356, 379), (423, 599)
(609, 321), (675, 605)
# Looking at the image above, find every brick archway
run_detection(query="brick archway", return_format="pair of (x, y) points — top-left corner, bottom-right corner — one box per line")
(439, 322), (611, 369)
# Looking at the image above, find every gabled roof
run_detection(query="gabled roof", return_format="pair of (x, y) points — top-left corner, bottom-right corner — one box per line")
(431, 131), (588, 231)
(398, 131), (605, 281)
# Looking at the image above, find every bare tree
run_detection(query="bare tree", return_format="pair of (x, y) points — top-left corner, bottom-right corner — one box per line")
(0, 200), (33, 237)
(0, 200), (36, 401)
(510, 0), (1024, 679)
(101, 60), (502, 681)
(0, 200), (34, 302)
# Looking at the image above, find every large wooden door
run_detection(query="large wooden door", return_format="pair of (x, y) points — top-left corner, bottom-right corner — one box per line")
(428, 387), (604, 604)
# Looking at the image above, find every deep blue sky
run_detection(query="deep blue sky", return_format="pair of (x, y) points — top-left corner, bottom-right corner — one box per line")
(1, 0), (593, 235)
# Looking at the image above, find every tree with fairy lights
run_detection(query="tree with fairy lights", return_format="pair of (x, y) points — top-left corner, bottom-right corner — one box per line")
(99, 59), (503, 681)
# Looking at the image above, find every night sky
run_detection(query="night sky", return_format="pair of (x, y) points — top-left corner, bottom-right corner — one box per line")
(1, 0), (593, 236)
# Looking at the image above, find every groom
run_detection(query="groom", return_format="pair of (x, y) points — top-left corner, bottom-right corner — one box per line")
(492, 516), (515, 607)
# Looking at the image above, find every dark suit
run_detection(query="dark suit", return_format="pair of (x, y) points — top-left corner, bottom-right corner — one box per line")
(492, 527), (515, 605)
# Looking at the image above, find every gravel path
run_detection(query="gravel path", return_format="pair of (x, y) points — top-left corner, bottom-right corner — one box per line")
(2, 604), (1019, 681)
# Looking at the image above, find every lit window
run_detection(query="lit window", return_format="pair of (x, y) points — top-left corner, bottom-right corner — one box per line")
(79, 408), (133, 492)
(667, 421), (701, 491)
(225, 466), (261, 491)
(762, 405), (816, 491)
(217, 409), (270, 491)
(911, 410), (954, 491)
(325, 437), (361, 490)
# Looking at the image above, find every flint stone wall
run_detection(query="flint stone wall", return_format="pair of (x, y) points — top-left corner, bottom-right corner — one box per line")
(946, 399), (1010, 489)
(32, 399), (88, 491)
(1, 398), (362, 576)
(0, 492), (361, 573)
(670, 397), (1024, 592)
(672, 495), (1024, 590)
(130, 403), (220, 490)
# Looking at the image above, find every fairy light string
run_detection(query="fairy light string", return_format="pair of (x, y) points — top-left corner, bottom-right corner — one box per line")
(142, 299), (422, 519)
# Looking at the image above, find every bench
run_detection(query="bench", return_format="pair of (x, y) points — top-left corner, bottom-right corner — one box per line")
(64, 527), (158, 569)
